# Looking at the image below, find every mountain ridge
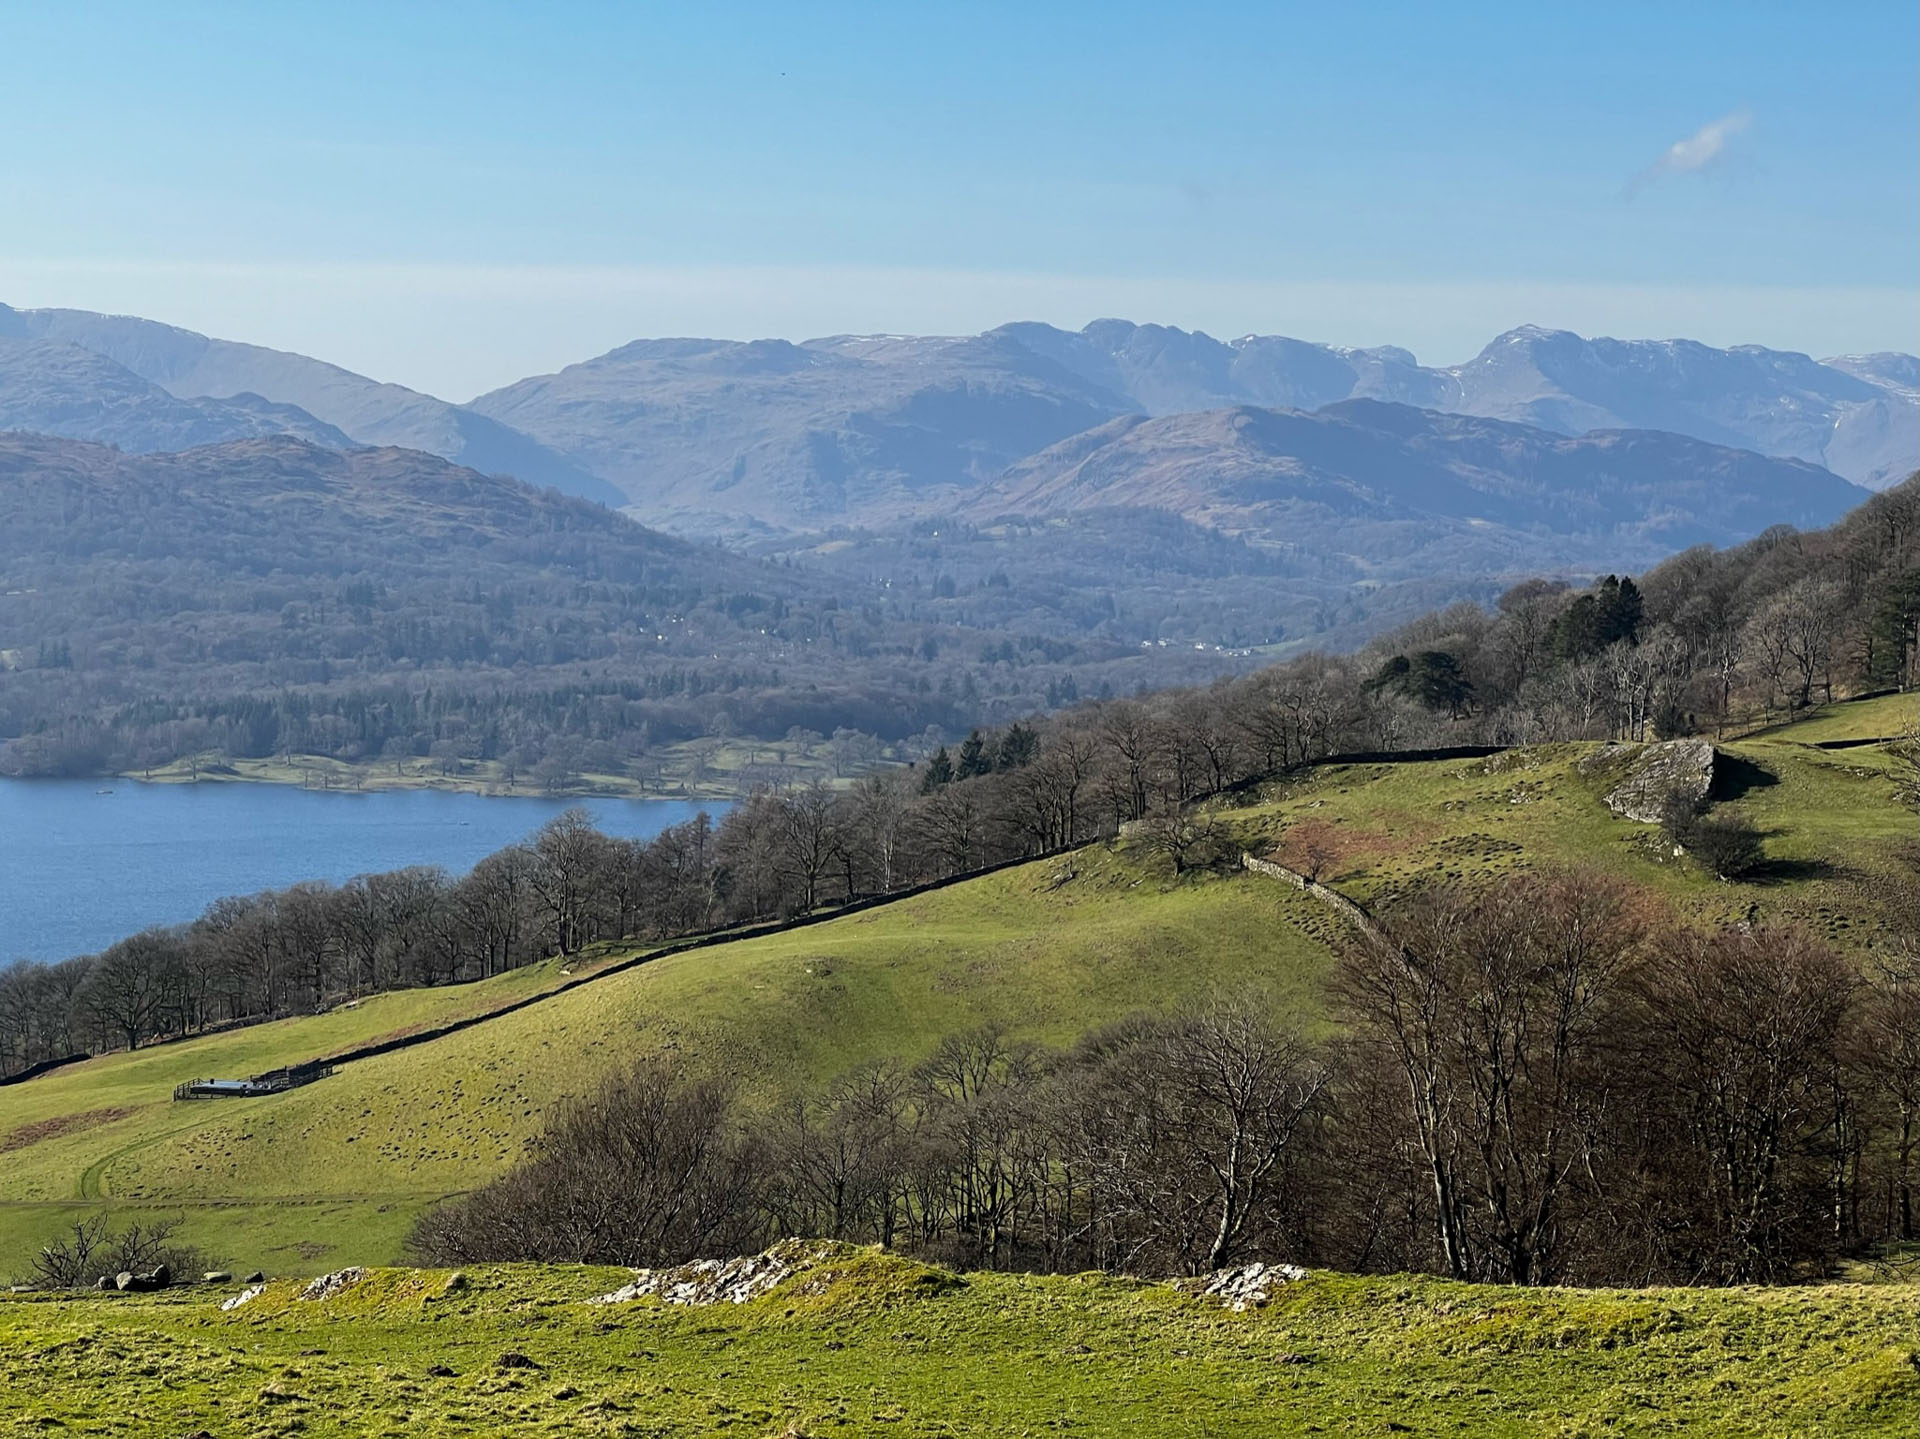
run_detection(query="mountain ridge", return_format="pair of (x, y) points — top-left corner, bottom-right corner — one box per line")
(470, 319), (1915, 530)
(7, 301), (1910, 541)
(969, 398), (1870, 573)
(0, 303), (624, 505)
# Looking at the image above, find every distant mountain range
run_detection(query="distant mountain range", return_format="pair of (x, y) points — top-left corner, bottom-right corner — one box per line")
(0, 300), (1905, 625)
(997, 321), (1917, 491)
(467, 320), (1914, 531)
(969, 399), (1866, 575)
(4, 305), (1909, 525)
(0, 301), (1907, 764)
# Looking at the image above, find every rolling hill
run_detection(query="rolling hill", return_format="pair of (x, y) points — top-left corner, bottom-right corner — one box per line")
(0, 432), (1249, 779)
(968, 399), (1869, 571)
(1, 720), (1909, 1279)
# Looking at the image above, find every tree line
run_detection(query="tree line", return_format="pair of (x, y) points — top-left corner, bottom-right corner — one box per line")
(0, 657), (1404, 1077)
(0, 648), (1497, 1080)
(1353, 477), (1918, 746)
(8, 489), (1917, 1080)
(412, 866), (1920, 1287)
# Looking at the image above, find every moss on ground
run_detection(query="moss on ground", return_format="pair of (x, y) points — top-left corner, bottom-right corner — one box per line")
(0, 1259), (1911, 1437)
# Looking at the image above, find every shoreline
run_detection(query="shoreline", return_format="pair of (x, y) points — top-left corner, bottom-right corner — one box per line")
(113, 754), (741, 804)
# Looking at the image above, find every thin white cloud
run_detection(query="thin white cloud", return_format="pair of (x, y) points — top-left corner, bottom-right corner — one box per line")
(1626, 109), (1752, 196)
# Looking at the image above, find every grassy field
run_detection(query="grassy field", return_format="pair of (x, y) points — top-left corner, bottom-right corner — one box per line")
(6, 736), (1913, 1280)
(0, 849), (1331, 1278)
(1749, 691), (1919, 745)
(1225, 736), (1915, 953)
(1, 1252), (1913, 1437)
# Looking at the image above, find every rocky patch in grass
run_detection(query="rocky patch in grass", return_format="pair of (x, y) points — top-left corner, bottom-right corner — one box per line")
(590, 1240), (966, 1312)
(1174, 1261), (1309, 1312)
(300, 1266), (367, 1302)
(591, 1240), (850, 1306)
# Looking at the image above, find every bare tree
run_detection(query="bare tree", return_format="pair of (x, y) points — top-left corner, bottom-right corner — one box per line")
(79, 928), (181, 1051)
(1623, 927), (1858, 1282)
(1337, 873), (1642, 1283)
(410, 1059), (762, 1266)
(1159, 1004), (1327, 1272)
(775, 781), (840, 911)
(528, 808), (608, 954)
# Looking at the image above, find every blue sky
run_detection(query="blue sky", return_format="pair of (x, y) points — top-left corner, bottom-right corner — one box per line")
(1, 1), (1913, 397)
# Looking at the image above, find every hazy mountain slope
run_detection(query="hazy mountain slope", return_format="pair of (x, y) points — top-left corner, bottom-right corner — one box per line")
(971, 400), (1869, 573)
(997, 321), (1917, 490)
(993, 319), (1451, 413)
(1817, 353), (1920, 489)
(474, 319), (1914, 529)
(0, 336), (353, 452)
(1444, 326), (1917, 491)
(1, 304), (623, 505)
(0, 433), (1248, 775)
(468, 331), (1134, 534)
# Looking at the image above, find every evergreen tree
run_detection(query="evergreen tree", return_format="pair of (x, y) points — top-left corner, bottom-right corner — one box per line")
(956, 729), (992, 779)
(996, 722), (1039, 771)
(920, 746), (953, 793)
(1868, 569), (1920, 688)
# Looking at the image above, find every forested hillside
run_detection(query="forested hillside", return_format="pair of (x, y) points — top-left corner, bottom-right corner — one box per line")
(0, 434), (1237, 780)
(5, 476), (1912, 1086)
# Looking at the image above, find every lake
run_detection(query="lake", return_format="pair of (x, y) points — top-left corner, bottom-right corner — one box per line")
(0, 780), (721, 965)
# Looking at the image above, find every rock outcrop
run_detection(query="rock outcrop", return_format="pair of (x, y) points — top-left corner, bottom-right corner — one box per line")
(112, 1265), (171, 1292)
(1584, 739), (1717, 823)
(299, 1267), (367, 1302)
(1175, 1261), (1311, 1312)
(592, 1239), (850, 1307)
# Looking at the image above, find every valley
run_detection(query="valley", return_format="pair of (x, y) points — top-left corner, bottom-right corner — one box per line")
(7, 11), (1916, 1434)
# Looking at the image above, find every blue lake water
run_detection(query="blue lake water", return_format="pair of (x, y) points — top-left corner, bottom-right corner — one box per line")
(0, 781), (720, 965)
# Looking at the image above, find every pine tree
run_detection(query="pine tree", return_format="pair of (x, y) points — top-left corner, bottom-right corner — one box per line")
(920, 746), (953, 793)
(996, 722), (1039, 771)
(956, 729), (992, 779)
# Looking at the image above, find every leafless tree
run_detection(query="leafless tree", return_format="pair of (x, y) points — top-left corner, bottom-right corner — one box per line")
(1623, 926), (1858, 1282)
(1337, 873), (1643, 1283)
(410, 1059), (762, 1266)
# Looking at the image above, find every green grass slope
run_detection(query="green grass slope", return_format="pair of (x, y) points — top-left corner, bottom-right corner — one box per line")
(2, 1257), (1914, 1437)
(1230, 737), (1915, 952)
(2, 736), (1912, 1279)
(0, 851), (1331, 1277)
(1751, 690), (1918, 745)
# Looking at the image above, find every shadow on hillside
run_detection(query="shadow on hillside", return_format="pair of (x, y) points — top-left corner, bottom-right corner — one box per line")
(1742, 855), (1843, 886)
(1710, 753), (1779, 802)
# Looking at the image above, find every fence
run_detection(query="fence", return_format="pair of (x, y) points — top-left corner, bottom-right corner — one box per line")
(172, 1060), (335, 1101)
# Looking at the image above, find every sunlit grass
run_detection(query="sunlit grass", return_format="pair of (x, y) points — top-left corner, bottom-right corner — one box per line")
(4, 737), (1910, 1279)
(0, 1259), (1912, 1437)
